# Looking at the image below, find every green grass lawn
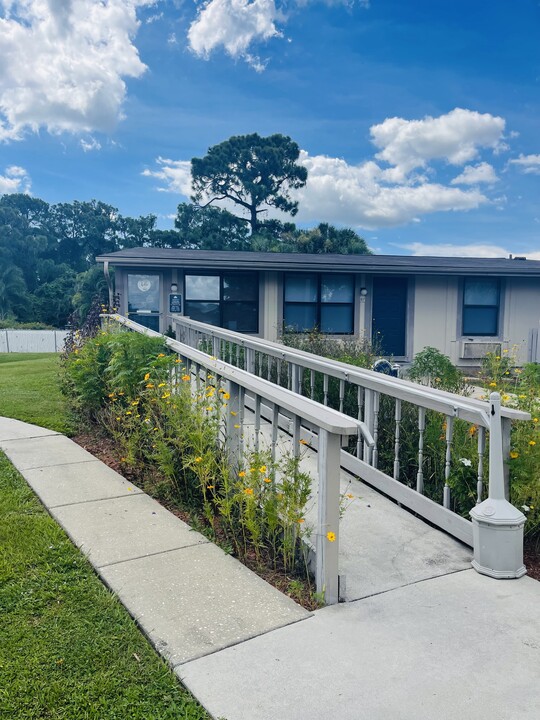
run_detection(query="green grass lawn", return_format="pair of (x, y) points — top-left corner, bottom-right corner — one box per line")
(0, 451), (210, 720)
(0, 353), (74, 434)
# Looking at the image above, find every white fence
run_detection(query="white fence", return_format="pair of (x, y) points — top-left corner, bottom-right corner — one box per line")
(0, 329), (68, 353)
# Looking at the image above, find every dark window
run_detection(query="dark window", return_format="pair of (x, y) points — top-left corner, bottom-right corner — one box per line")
(284, 273), (354, 334)
(462, 278), (500, 336)
(184, 273), (258, 332)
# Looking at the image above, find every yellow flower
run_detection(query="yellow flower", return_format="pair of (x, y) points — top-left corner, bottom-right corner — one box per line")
(250, 468), (256, 473)
(222, 392), (230, 400)
(259, 465), (267, 473)
(533, 418), (538, 424)
(469, 425), (477, 436)
(175, 358), (180, 363)
(299, 439), (309, 446)
(161, 392), (171, 399)
(234, 424), (240, 429)
(120, 457), (127, 462)
(495, 356), (501, 360)
(326, 531), (336, 542)
(118, 392), (124, 396)
(230, 411), (238, 416)
(158, 382), (166, 388)
(126, 411), (132, 415)
(195, 457), (202, 463)
(502, 395), (510, 402)
(207, 485), (214, 490)
(529, 441), (536, 447)
(297, 518), (305, 524)
(346, 493), (354, 499)
(489, 382), (497, 388)
(263, 477), (271, 483)
(146, 383), (154, 388)
(144, 373), (150, 381)
(131, 400), (139, 406)
(116, 416), (121, 421)
(108, 392), (115, 398)
(519, 394), (527, 399)
(206, 406), (212, 412)
(244, 488), (254, 495)
(510, 451), (519, 459)
(158, 353), (165, 358)
(182, 375), (190, 381)
(239, 471), (246, 477)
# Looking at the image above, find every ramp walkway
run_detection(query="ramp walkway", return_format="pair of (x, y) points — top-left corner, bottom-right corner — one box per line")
(2, 416), (540, 720)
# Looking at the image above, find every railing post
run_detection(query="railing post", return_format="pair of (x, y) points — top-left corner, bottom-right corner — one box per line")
(316, 429), (341, 605)
(469, 393), (526, 578)
(501, 416), (512, 500)
(225, 381), (242, 468)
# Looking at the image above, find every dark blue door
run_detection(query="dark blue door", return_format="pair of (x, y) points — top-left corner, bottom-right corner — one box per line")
(372, 277), (408, 357)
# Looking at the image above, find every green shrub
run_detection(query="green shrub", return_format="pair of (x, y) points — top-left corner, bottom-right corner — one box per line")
(408, 346), (468, 394)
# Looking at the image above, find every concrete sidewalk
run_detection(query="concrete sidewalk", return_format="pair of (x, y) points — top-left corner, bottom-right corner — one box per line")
(2, 416), (540, 720)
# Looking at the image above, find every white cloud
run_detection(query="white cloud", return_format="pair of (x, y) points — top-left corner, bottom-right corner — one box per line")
(0, 164), (31, 193)
(142, 157), (192, 195)
(294, 151), (488, 229)
(509, 153), (540, 175)
(0, 0), (152, 142)
(451, 162), (498, 186)
(188, 0), (280, 68)
(399, 242), (540, 261)
(370, 108), (505, 177)
(80, 137), (102, 152)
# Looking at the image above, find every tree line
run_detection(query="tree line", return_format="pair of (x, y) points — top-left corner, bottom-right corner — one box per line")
(0, 133), (370, 327)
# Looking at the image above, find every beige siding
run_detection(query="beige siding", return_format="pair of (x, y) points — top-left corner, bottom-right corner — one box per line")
(502, 278), (540, 364)
(412, 276), (458, 361)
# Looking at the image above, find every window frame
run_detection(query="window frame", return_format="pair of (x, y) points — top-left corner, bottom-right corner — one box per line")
(283, 272), (355, 335)
(461, 277), (501, 337)
(184, 271), (259, 333)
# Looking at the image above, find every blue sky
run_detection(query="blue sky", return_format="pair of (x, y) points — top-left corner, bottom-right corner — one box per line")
(0, 0), (539, 257)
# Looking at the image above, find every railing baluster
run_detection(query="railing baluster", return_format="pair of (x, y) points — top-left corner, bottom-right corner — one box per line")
(310, 370), (315, 400)
(477, 426), (486, 504)
(292, 414), (301, 459)
(266, 354), (272, 380)
(254, 394), (261, 452)
(238, 386), (245, 455)
(323, 374), (329, 406)
(356, 386), (364, 458)
(271, 404), (279, 462)
(372, 391), (380, 468)
(235, 344), (240, 367)
(363, 388), (374, 465)
(393, 398), (402, 481)
(277, 358), (282, 386)
(417, 406), (425, 494)
(444, 415), (454, 508)
(339, 379), (345, 413)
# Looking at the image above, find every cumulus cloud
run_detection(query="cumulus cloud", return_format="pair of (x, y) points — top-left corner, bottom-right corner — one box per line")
(370, 108), (505, 177)
(188, 0), (280, 68)
(80, 137), (102, 152)
(451, 162), (498, 186)
(0, 164), (31, 194)
(0, 0), (151, 142)
(294, 151), (488, 228)
(509, 153), (540, 175)
(399, 242), (540, 261)
(142, 157), (193, 195)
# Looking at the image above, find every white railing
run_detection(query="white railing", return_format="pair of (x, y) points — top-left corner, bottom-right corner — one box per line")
(173, 315), (530, 552)
(104, 313), (364, 605)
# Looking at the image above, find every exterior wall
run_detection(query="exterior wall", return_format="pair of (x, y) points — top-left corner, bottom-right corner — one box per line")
(412, 275), (457, 361)
(502, 278), (540, 364)
(111, 262), (540, 366)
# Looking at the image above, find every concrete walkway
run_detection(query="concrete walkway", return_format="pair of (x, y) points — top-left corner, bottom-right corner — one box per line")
(2, 416), (540, 720)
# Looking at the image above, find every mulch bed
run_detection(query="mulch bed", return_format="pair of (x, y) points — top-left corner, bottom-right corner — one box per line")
(74, 428), (540, 593)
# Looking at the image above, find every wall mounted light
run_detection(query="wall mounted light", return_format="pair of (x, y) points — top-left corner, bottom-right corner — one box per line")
(360, 287), (368, 297)
(170, 282), (178, 293)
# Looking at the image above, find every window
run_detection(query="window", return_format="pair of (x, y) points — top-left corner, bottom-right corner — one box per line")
(462, 278), (500, 336)
(184, 273), (258, 332)
(284, 273), (354, 334)
(127, 274), (160, 330)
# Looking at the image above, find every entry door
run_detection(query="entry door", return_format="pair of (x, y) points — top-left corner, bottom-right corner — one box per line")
(372, 277), (408, 357)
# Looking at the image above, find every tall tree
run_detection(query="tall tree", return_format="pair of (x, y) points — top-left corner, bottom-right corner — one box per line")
(172, 203), (250, 250)
(191, 133), (308, 234)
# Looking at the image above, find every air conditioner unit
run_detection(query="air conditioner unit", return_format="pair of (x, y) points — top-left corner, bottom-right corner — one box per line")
(460, 341), (501, 360)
